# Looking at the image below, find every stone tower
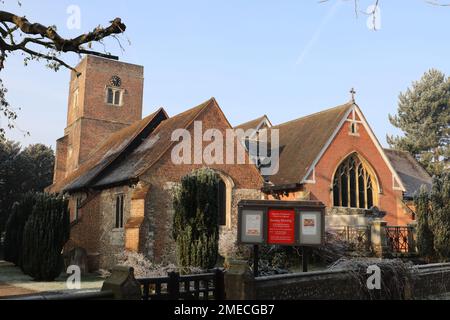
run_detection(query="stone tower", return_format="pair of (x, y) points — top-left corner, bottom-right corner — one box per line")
(53, 55), (144, 184)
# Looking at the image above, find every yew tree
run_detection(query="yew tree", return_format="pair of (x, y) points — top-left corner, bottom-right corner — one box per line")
(0, 2), (127, 139)
(173, 168), (220, 270)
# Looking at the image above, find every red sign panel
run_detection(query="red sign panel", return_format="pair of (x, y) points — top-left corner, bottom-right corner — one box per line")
(268, 209), (295, 245)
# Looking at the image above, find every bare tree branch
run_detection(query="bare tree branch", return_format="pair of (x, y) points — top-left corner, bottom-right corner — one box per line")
(0, 3), (128, 140)
(0, 10), (127, 72)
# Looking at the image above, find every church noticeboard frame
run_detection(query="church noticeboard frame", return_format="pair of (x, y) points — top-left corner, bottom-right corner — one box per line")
(239, 209), (265, 244)
(298, 211), (324, 246)
(237, 200), (325, 247)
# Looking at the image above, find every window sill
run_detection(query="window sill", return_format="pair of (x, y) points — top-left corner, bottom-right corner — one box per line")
(328, 207), (370, 216)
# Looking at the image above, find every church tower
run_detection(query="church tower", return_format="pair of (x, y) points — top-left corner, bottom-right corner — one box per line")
(53, 55), (144, 183)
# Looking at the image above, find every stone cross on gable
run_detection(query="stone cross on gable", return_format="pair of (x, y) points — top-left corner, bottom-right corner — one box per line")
(350, 88), (356, 102)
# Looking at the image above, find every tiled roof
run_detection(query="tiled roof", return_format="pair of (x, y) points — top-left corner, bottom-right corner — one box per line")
(48, 108), (168, 193)
(85, 98), (216, 189)
(384, 149), (432, 199)
(235, 115), (271, 132)
(267, 103), (353, 186)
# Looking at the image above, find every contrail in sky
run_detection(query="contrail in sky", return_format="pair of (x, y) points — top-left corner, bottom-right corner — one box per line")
(295, 0), (343, 66)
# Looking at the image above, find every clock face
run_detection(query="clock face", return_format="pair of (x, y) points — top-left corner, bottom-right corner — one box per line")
(110, 76), (122, 87)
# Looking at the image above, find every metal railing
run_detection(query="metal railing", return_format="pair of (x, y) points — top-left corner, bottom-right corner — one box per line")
(329, 225), (372, 252)
(385, 226), (414, 253)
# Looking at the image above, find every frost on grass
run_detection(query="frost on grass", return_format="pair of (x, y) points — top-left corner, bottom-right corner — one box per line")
(312, 231), (371, 264)
(116, 251), (204, 278)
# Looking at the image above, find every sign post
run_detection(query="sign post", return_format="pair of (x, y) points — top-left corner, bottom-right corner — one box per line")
(253, 245), (259, 278)
(238, 200), (325, 277)
(302, 247), (309, 273)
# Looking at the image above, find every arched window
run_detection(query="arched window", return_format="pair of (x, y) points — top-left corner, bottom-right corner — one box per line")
(215, 172), (234, 228)
(333, 154), (377, 209)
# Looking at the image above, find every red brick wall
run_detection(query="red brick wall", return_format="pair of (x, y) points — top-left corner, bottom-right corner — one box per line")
(302, 118), (410, 226)
(141, 102), (264, 262)
(144, 102), (264, 189)
(55, 55), (144, 182)
(81, 56), (143, 124)
(65, 193), (101, 270)
(78, 119), (129, 165)
(65, 186), (134, 270)
(53, 135), (68, 182)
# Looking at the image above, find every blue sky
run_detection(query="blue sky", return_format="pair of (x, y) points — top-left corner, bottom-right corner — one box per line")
(2, 0), (450, 148)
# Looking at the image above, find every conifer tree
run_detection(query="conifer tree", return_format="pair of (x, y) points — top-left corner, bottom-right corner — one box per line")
(3, 192), (37, 266)
(430, 173), (450, 261)
(21, 193), (70, 281)
(173, 168), (219, 270)
(415, 186), (434, 260)
(388, 69), (450, 176)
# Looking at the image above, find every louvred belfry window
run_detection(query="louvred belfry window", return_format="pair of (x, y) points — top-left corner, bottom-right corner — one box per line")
(333, 154), (377, 209)
(106, 76), (123, 106)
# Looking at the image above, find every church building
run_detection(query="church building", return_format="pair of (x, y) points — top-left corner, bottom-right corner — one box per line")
(48, 56), (431, 270)
(239, 102), (432, 227)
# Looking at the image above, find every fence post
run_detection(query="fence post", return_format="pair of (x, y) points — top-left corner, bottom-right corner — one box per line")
(224, 260), (255, 300)
(101, 265), (142, 300)
(370, 220), (388, 258)
(214, 268), (225, 300)
(168, 272), (180, 300)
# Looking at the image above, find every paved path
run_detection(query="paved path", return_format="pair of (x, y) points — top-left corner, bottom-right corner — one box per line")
(0, 260), (104, 298)
(0, 282), (37, 297)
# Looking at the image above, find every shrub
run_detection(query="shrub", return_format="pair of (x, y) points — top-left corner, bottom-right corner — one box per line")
(21, 193), (70, 281)
(430, 173), (450, 261)
(328, 258), (413, 300)
(116, 251), (203, 278)
(415, 173), (450, 262)
(3, 192), (37, 266)
(173, 168), (219, 270)
(415, 186), (435, 260)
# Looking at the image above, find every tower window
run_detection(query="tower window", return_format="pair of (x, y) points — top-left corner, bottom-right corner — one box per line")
(106, 87), (123, 106)
(73, 88), (79, 110)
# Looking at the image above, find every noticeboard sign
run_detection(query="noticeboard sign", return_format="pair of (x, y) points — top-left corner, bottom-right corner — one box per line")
(238, 200), (325, 247)
(299, 211), (323, 246)
(239, 209), (265, 244)
(267, 209), (296, 245)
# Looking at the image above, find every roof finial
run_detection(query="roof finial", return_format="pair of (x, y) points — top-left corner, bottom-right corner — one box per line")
(350, 87), (356, 103)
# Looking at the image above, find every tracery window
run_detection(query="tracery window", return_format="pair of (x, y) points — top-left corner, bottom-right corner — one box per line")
(333, 154), (376, 209)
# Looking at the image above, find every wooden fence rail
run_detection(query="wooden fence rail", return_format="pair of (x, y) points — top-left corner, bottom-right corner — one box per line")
(138, 268), (225, 301)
